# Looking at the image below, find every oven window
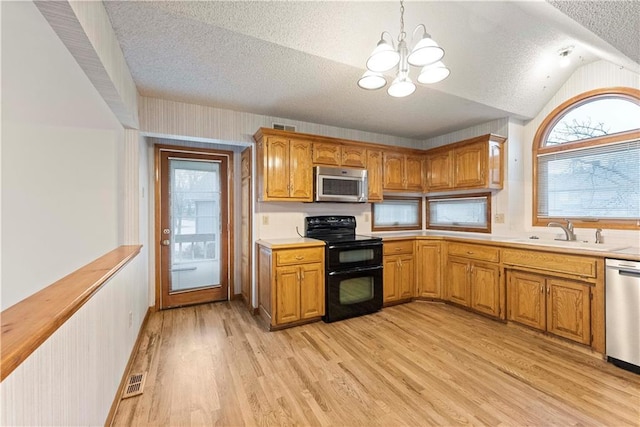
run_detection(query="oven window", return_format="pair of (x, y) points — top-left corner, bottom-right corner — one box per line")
(339, 248), (375, 263)
(339, 277), (374, 304)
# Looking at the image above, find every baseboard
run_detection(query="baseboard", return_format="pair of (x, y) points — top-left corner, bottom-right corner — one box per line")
(104, 307), (152, 427)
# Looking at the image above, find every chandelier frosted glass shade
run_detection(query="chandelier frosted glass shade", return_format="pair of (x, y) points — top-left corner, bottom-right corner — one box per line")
(417, 61), (450, 84)
(366, 35), (400, 72)
(407, 35), (444, 67)
(358, 71), (387, 90)
(387, 75), (416, 98)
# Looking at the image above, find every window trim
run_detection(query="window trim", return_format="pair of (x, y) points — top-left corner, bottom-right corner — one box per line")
(426, 192), (492, 233)
(371, 196), (423, 231)
(532, 87), (640, 230)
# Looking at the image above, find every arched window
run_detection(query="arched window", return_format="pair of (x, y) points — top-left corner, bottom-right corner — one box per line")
(533, 87), (640, 230)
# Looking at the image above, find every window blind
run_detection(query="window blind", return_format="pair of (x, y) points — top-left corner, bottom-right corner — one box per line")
(537, 139), (640, 219)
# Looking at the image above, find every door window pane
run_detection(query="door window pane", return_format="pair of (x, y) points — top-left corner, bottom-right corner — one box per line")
(170, 159), (221, 292)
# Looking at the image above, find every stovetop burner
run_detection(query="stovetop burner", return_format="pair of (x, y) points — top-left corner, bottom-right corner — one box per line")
(305, 215), (381, 244)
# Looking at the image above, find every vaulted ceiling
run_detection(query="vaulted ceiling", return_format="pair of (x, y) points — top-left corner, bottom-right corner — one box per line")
(103, 1), (639, 140)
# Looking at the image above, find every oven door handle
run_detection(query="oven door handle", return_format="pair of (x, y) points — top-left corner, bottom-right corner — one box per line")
(327, 265), (383, 276)
(327, 242), (382, 250)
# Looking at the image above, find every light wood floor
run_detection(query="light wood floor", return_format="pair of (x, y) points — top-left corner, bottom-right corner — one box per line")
(112, 300), (640, 426)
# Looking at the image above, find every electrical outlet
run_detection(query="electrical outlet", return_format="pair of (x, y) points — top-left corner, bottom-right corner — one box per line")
(262, 215), (269, 225)
(128, 311), (133, 328)
(364, 213), (370, 222)
(494, 213), (505, 223)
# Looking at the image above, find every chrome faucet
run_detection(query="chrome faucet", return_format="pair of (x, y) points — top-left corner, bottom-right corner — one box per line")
(595, 228), (604, 244)
(548, 219), (577, 241)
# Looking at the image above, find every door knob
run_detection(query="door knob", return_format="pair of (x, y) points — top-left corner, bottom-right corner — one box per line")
(161, 239), (170, 246)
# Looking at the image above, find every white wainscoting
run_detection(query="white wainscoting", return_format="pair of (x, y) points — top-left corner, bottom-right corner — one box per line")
(0, 252), (148, 426)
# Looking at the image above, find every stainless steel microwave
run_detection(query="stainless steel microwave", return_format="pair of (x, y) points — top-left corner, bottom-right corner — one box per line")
(314, 166), (368, 203)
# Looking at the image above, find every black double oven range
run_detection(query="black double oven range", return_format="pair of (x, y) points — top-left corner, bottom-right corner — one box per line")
(305, 216), (383, 323)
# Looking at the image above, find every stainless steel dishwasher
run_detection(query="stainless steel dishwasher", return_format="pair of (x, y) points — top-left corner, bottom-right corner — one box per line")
(605, 258), (640, 374)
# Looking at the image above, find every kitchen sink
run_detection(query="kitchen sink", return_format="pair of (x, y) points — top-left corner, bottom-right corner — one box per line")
(506, 238), (629, 252)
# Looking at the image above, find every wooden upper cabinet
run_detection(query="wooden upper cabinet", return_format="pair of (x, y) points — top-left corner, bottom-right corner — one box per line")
(254, 129), (313, 202)
(289, 139), (313, 199)
(425, 150), (452, 191)
(405, 154), (424, 191)
(424, 134), (506, 192)
(367, 149), (384, 202)
(454, 141), (486, 188)
(383, 151), (424, 192)
(312, 142), (366, 168)
(342, 145), (367, 168)
(383, 152), (405, 190)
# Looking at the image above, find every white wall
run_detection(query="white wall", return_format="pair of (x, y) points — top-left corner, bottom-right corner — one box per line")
(1, 1), (123, 310)
(0, 254), (147, 426)
(1, 3), (149, 425)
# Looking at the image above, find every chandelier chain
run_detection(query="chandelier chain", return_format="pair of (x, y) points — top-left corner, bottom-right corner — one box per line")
(399, 0), (406, 42)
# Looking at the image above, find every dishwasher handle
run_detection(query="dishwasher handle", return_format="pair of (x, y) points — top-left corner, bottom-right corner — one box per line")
(619, 269), (640, 278)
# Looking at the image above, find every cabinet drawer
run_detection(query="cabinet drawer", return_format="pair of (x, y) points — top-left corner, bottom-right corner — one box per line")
(384, 240), (414, 255)
(276, 248), (324, 266)
(502, 249), (597, 279)
(448, 243), (499, 262)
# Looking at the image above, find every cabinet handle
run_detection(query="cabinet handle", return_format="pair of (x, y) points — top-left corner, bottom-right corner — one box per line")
(467, 251), (474, 255)
(297, 270), (301, 281)
(540, 284), (544, 293)
(395, 247), (401, 252)
(546, 286), (550, 295)
(295, 255), (304, 260)
(301, 270), (305, 280)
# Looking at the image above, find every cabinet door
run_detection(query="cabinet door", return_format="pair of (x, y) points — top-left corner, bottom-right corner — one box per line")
(454, 142), (486, 188)
(265, 137), (291, 198)
(276, 266), (301, 324)
(300, 263), (324, 319)
(312, 142), (341, 166)
(383, 152), (405, 190)
(470, 262), (500, 317)
(507, 271), (545, 331)
(289, 139), (313, 200)
(416, 242), (441, 298)
(342, 145), (367, 168)
(546, 278), (591, 345)
(425, 151), (452, 191)
(398, 255), (415, 299)
(367, 150), (384, 201)
(383, 256), (400, 302)
(404, 155), (424, 191)
(446, 258), (470, 306)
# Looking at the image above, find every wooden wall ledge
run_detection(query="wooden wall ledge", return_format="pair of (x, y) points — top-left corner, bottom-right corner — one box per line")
(1, 245), (142, 381)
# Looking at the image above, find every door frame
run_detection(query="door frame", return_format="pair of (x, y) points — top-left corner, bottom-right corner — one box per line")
(154, 144), (235, 310)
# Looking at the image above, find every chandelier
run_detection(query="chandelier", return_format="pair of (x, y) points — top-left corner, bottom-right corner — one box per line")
(357, 0), (450, 97)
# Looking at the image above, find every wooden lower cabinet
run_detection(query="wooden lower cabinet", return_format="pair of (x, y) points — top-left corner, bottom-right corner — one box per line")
(257, 243), (325, 329)
(446, 256), (501, 318)
(446, 258), (471, 306)
(507, 271), (591, 345)
(415, 242), (441, 298)
(384, 255), (414, 303)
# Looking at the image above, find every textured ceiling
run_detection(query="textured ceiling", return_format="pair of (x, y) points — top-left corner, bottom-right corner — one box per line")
(103, 1), (639, 140)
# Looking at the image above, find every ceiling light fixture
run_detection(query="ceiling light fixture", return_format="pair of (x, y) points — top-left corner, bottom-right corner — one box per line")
(357, 0), (450, 97)
(558, 46), (574, 68)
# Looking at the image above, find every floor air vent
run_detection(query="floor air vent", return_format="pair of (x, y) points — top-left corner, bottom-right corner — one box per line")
(273, 123), (296, 132)
(122, 372), (147, 399)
